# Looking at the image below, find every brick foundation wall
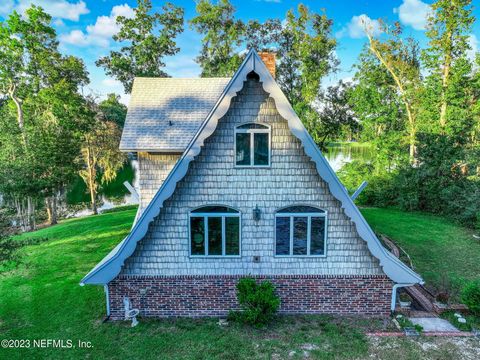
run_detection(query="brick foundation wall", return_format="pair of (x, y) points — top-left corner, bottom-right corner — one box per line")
(108, 275), (392, 319)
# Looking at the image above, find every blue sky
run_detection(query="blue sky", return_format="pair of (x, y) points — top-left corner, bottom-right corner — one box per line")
(1, 0), (479, 104)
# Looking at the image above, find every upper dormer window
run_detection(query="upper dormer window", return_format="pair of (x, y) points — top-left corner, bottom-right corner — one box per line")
(235, 123), (271, 167)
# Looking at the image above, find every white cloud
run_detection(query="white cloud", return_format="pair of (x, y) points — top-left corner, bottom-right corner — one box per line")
(0, 0), (89, 21)
(394, 0), (431, 31)
(165, 55), (201, 78)
(60, 4), (134, 47)
(53, 18), (65, 26)
(102, 78), (122, 87)
(336, 14), (382, 39)
(467, 34), (479, 63)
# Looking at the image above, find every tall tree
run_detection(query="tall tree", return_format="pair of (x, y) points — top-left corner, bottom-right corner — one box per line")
(349, 47), (408, 169)
(78, 99), (126, 215)
(190, 0), (245, 77)
(423, 0), (474, 131)
(276, 4), (337, 107)
(99, 93), (127, 128)
(96, 0), (184, 93)
(364, 21), (422, 162)
(0, 6), (90, 229)
(312, 81), (357, 151)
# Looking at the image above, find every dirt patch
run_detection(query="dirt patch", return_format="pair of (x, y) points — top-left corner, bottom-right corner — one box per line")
(368, 335), (480, 360)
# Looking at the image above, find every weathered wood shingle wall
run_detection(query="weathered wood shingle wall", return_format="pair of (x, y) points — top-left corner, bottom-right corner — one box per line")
(138, 152), (179, 212)
(122, 78), (384, 276)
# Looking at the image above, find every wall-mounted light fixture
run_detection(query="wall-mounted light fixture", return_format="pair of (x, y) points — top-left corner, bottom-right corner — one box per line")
(253, 205), (261, 221)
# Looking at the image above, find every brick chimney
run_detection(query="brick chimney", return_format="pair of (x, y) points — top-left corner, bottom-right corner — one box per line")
(258, 51), (276, 78)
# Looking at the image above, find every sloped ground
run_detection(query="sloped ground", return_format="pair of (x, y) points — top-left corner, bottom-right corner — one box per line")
(0, 206), (479, 359)
(362, 207), (480, 299)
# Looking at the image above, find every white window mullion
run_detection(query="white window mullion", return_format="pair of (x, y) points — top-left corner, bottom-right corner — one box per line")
(307, 216), (311, 255)
(222, 216), (226, 256)
(289, 216), (294, 256)
(205, 216), (209, 256)
(250, 132), (255, 165)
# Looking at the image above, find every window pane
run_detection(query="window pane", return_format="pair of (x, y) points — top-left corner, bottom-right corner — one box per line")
(225, 217), (240, 255)
(192, 206), (238, 213)
(236, 133), (251, 165)
(278, 206), (324, 213)
(276, 217), (290, 255)
(311, 217), (325, 255)
(253, 133), (269, 165)
(190, 217), (205, 255)
(208, 217), (222, 255)
(293, 217), (307, 255)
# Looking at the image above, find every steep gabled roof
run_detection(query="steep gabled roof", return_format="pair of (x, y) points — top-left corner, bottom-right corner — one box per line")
(120, 77), (230, 152)
(81, 49), (423, 286)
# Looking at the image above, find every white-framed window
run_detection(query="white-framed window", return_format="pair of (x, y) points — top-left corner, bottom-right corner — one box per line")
(234, 123), (271, 167)
(275, 206), (327, 257)
(189, 206), (241, 257)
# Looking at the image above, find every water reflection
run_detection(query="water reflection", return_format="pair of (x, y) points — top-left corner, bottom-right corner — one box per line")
(324, 143), (374, 172)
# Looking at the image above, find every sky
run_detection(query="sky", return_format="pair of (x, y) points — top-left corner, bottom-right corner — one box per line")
(1, 0), (479, 104)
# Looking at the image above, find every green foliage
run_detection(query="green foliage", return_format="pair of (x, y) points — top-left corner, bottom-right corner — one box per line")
(310, 81), (357, 151)
(441, 310), (480, 332)
(96, 0), (184, 93)
(0, 5), (92, 229)
(100, 205), (138, 214)
(394, 314), (423, 333)
(461, 280), (480, 316)
(99, 94), (127, 128)
(191, 1), (338, 147)
(345, 0), (480, 230)
(190, 0), (244, 77)
(229, 277), (280, 326)
(0, 235), (48, 272)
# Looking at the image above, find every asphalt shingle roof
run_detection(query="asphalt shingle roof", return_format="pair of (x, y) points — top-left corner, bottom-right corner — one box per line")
(120, 77), (231, 152)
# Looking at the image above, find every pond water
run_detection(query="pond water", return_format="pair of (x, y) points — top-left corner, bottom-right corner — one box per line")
(323, 143), (374, 172)
(67, 160), (139, 216)
(68, 143), (374, 215)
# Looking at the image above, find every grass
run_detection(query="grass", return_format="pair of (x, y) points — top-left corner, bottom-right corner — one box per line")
(1, 207), (384, 359)
(440, 311), (480, 332)
(361, 207), (480, 299)
(1, 206), (479, 359)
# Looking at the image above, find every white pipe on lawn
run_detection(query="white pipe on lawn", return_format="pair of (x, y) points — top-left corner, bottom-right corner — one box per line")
(104, 284), (110, 317)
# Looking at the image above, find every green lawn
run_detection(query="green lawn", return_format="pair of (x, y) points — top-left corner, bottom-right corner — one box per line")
(362, 207), (480, 297)
(0, 206), (479, 359)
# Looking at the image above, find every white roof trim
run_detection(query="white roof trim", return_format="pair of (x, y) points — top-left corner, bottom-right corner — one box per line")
(81, 49), (423, 286)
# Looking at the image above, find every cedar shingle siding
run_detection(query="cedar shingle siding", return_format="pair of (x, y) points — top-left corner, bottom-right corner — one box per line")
(137, 152), (180, 213)
(121, 77), (384, 277)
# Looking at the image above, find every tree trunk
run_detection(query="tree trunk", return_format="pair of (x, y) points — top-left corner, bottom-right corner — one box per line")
(27, 196), (35, 231)
(45, 196), (58, 225)
(439, 31), (453, 130)
(86, 146), (98, 215)
(89, 178), (97, 215)
(367, 34), (417, 164)
(8, 83), (27, 146)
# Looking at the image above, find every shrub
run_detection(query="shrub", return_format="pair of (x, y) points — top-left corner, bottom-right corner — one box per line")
(0, 237), (20, 263)
(229, 277), (280, 326)
(461, 280), (480, 316)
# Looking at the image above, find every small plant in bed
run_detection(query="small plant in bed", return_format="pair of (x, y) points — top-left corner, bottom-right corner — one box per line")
(229, 277), (280, 327)
(394, 314), (423, 333)
(461, 280), (480, 316)
(440, 311), (480, 332)
(399, 292), (412, 308)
